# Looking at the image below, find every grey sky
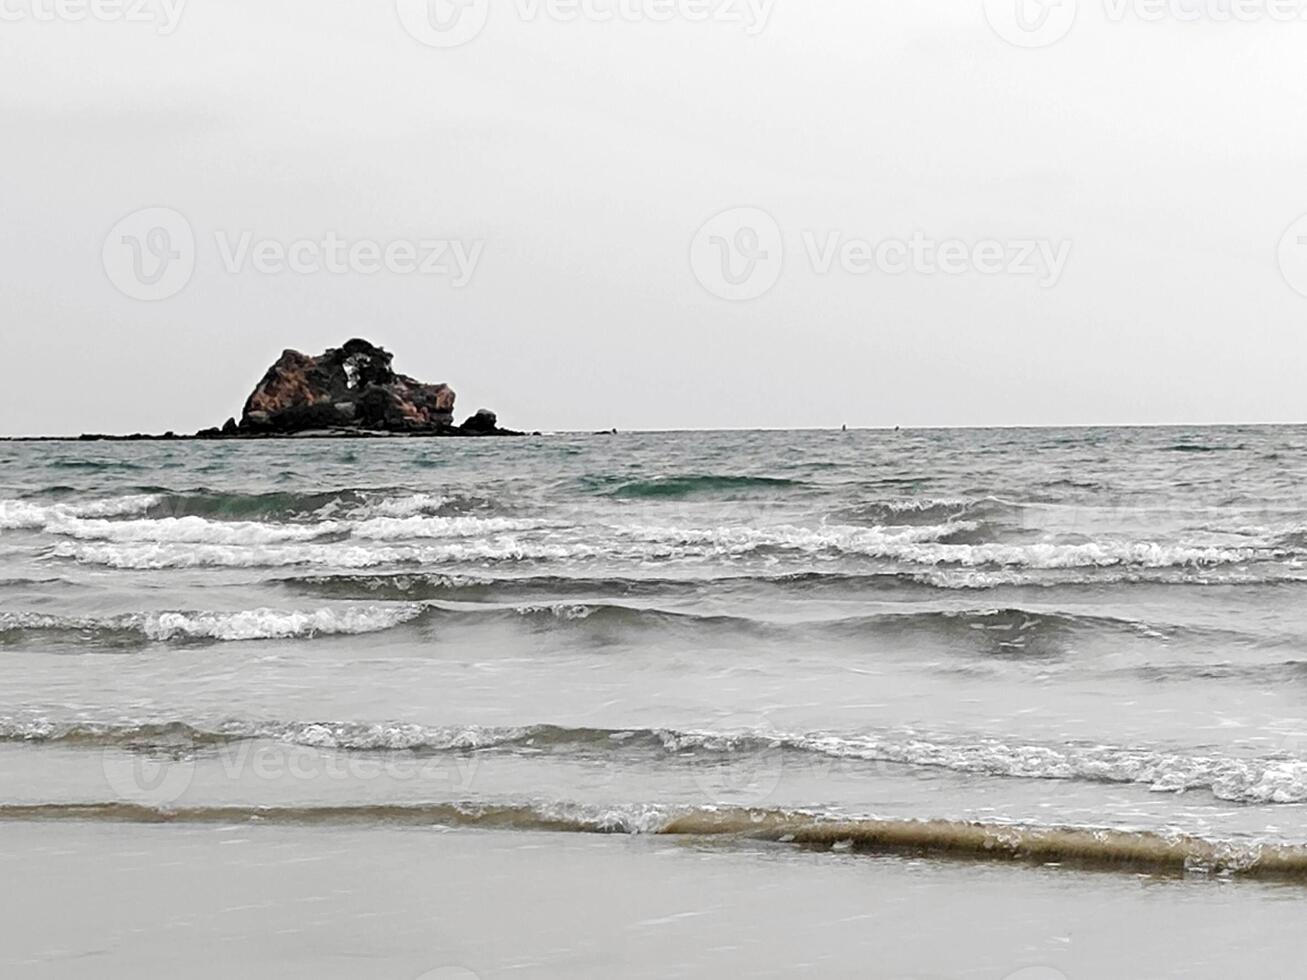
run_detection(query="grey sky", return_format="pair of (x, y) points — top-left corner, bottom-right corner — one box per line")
(2, 0), (1306, 435)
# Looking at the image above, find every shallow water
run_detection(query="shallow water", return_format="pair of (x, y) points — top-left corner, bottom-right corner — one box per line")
(3, 427), (1307, 972)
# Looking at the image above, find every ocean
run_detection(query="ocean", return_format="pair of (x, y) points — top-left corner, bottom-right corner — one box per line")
(3, 426), (1307, 978)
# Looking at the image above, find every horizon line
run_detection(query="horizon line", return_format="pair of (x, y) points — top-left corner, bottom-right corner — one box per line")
(3, 420), (1307, 441)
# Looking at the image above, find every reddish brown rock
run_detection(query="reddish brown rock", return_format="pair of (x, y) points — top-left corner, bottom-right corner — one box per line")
(238, 339), (457, 434)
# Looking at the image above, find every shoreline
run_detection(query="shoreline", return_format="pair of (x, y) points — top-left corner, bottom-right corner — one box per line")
(0, 802), (1300, 882)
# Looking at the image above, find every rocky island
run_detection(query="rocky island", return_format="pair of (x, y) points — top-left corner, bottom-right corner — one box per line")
(52, 339), (526, 441)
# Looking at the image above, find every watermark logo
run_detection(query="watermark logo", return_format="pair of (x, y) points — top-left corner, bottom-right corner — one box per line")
(414, 968), (483, 980)
(1103, 0), (1307, 22)
(1277, 214), (1307, 297)
(803, 230), (1072, 288)
(101, 734), (196, 806)
(1003, 969), (1069, 980)
(984, 0), (1078, 47)
(396, 0), (490, 48)
(102, 207), (196, 302)
(0, 0), (187, 34)
(396, 0), (774, 46)
(690, 206), (784, 301)
(213, 742), (482, 790)
(687, 713), (785, 806)
(104, 734), (483, 805)
(515, 0), (776, 33)
(1274, 728), (1307, 757)
(102, 206), (486, 301)
(213, 231), (483, 282)
(691, 208), (1072, 297)
(988, 0), (1307, 46)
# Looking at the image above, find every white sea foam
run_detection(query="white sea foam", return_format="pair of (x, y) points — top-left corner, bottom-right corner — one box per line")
(0, 611), (103, 632)
(50, 535), (604, 569)
(0, 606), (423, 642)
(880, 498), (973, 513)
(140, 606), (422, 641)
(223, 714), (1307, 806)
(10, 706), (1304, 805)
(50, 541), (421, 570)
(46, 515), (338, 546)
(349, 515), (544, 540)
(911, 567), (1307, 589)
(874, 539), (1266, 569)
(3, 498), (334, 545)
(239, 720), (530, 751)
(513, 603), (600, 620)
(617, 521), (971, 550)
(49, 528), (1274, 572)
(29, 500), (1284, 574)
(615, 523), (1269, 568)
(0, 495), (161, 530)
(791, 730), (1307, 804)
(351, 493), (450, 518)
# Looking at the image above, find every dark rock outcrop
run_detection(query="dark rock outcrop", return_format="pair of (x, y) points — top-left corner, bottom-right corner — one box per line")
(3, 339), (536, 441)
(176, 338), (525, 438)
(460, 409), (498, 435)
(238, 339), (458, 435)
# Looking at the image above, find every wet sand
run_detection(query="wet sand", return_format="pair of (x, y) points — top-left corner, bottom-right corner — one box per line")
(0, 821), (1298, 979)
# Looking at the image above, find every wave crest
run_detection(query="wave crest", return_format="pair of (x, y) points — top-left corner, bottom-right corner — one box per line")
(0, 606), (421, 645)
(7, 715), (1305, 804)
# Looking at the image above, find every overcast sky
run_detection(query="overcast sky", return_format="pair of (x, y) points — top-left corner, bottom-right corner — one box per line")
(3, 1), (1307, 435)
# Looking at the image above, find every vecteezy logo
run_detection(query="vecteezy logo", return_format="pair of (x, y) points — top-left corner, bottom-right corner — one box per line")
(101, 737), (196, 807)
(102, 207), (195, 301)
(1277, 214), (1307, 298)
(687, 713), (786, 806)
(395, 0), (490, 48)
(690, 206), (784, 301)
(983, 0), (1077, 47)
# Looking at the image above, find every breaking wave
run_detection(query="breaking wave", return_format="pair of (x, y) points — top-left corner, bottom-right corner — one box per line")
(51, 532), (1275, 571)
(282, 568), (1307, 603)
(1, 490), (501, 533)
(6, 716), (1305, 804)
(0, 800), (1301, 878)
(0, 495), (160, 529)
(834, 496), (1023, 529)
(0, 606), (422, 645)
(0, 601), (1175, 649)
(429, 603), (1185, 652)
(283, 570), (934, 602)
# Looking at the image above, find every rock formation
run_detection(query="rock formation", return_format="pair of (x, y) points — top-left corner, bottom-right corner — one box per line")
(459, 408), (499, 435)
(193, 339), (521, 438)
